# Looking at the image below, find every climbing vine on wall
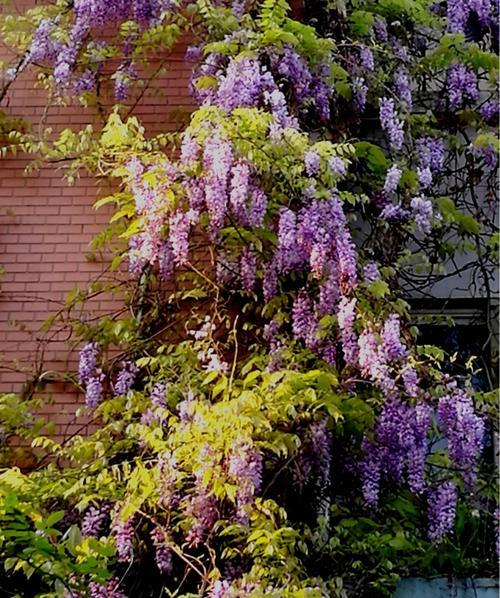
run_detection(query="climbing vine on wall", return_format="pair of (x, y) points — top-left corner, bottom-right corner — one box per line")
(0, 0), (498, 596)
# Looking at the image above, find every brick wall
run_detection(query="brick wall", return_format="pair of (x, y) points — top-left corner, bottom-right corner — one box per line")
(0, 2), (196, 440)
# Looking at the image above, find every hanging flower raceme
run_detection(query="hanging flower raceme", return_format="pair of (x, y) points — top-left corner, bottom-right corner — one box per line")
(78, 342), (105, 408)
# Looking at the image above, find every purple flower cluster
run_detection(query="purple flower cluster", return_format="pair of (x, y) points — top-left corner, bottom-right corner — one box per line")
(270, 45), (332, 120)
(150, 382), (167, 408)
(185, 445), (219, 546)
(416, 137), (445, 172)
(410, 195), (433, 234)
(305, 150), (320, 176)
(78, 342), (105, 409)
(292, 291), (317, 349)
(352, 77), (368, 112)
(337, 296), (358, 366)
(26, 0), (175, 96)
(427, 481), (457, 543)
(383, 164), (402, 194)
(438, 389), (484, 487)
(379, 97), (405, 151)
(295, 419), (332, 490)
(447, 63), (479, 109)
(82, 503), (110, 538)
(151, 526), (173, 574)
(360, 399), (432, 506)
(169, 208), (199, 265)
(446, 0), (496, 32)
(89, 578), (126, 598)
(215, 57), (275, 112)
(363, 261), (381, 283)
(228, 443), (263, 524)
(381, 314), (408, 361)
(114, 361), (138, 396)
(393, 68), (412, 111)
(360, 46), (375, 71)
(239, 247), (257, 292)
(358, 328), (394, 395)
(111, 511), (135, 563)
(203, 133), (233, 236)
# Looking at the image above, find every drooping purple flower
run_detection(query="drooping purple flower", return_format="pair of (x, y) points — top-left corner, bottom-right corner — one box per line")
(82, 503), (111, 538)
(381, 314), (407, 361)
(353, 76), (368, 112)
(180, 133), (200, 164)
(203, 134), (233, 235)
(114, 361), (138, 396)
(427, 481), (457, 543)
(111, 512), (135, 563)
(151, 382), (167, 408)
(360, 46), (375, 71)
(169, 208), (199, 265)
(383, 164), (402, 194)
(447, 63), (479, 108)
(417, 166), (433, 188)
(379, 97), (405, 151)
(85, 370), (105, 409)
(292, 290), (317, 348)
(363, 261), (381, 283)
(393, 68), (412, 111)
(358, 328), (393, 392)
(373, 16), (389, 41)
(78, 342), (100, 386)
(158, 242), (174, 280)
(480, 100), (499, 121)
(239, 247), (257, 292)
(360, 441), (382, 507)
(328, 156), (347, 176)
(318, 271), (340, 315)
(151, 526), (173, 574)
(216, 57), (275, 112)
(277, 208), (299, 272)
(89, 578), (126, 598)
(416, 137), (445, 172)
(437, 390), (484, 486)
(28, 19), (59, 63)
(402, 366), (420, 397)
(185, 45), (202, 63)
(305, 149), (320, 176)
(337, 296), (358, 365)
(381, 202), (408, 220)
(247, 186), (267, 228)
(114, 62), (137, 101)
(410, 195), (433, 234)
(229, 160), (250, 224)
(407, 402), (432, 494)
(228, 442), (263, 524)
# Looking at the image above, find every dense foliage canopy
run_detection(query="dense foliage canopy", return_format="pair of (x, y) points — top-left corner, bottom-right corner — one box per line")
(0, 0), (498, 595)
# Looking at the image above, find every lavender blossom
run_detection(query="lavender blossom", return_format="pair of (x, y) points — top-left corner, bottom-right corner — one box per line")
(448, 63), (479, 109)
(78, 342), (100, 385)
(360, 46), (375, 71)
(410, 195), (433, 234)
(151, 526), (173, 574)
(381, 314), (407, 361)
(305, 149), (320, 176)
(379, 97), (404, 151)
(111, 512), (135, 563)
(363, 261), (381, 283)
(427, 481), (457, 543)
(383, 164), (402, 194)
(82, 503), (110, 538)
(114, 361), (138, 396)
